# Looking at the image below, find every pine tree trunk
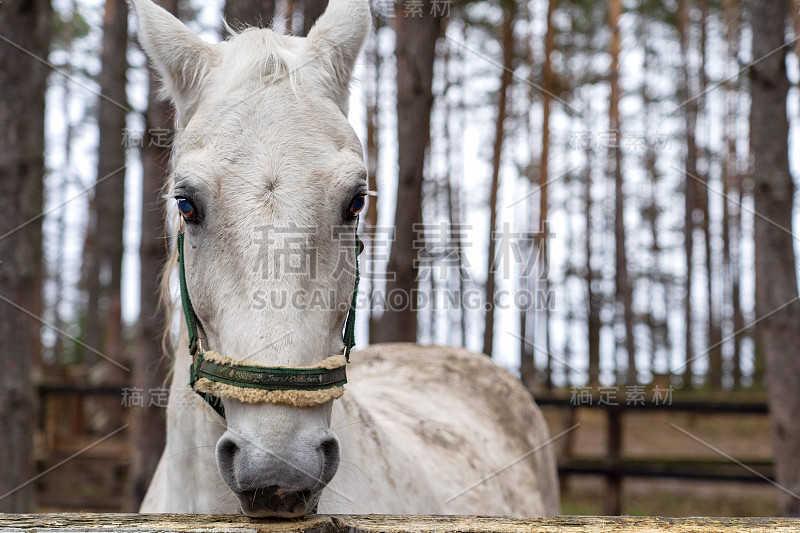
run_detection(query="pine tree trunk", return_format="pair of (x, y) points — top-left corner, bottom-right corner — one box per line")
(372, 3), (442, 343)
(608, 0), (635, 385)
(721, 0), (741, 389)
(751, 0), (800, 516)
(536, 0), (557, 385)
(696, 0), (722, 391)
(677, 0), (697, 388)
(519, 3), (535, 386)
(788, 0), (800, 63)
(365, 21), (382, 342)
(224, 0), (276, 31)
(585, 141), (600, 387)
(482, 2), (515, 359)
(448, 59), (468, 348)
(0, 0), (51, 512)
(52, 2), (79, 368)
(453, 26), (468, 347)
(129, 0), (177, 509)
(302, 0), (327, 36)
(640, 12), (667, 378)
(81, 209), (101, 364)
(92, 0), (129, 383)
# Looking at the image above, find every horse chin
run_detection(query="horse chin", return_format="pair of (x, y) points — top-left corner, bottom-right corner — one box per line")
(236, 488), (320, 518)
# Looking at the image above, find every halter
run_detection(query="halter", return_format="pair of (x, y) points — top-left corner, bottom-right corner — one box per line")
(177, 225), (361, 419)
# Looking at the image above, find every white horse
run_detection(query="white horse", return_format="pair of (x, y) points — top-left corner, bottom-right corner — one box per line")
(131, 0), (559, 518)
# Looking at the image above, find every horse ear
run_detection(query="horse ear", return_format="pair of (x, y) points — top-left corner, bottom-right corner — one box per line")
(129, 0), (218, 124)
(306, 0), (371, 114)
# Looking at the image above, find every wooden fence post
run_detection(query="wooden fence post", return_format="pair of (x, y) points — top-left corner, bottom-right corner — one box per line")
(605, 405), (622, 515)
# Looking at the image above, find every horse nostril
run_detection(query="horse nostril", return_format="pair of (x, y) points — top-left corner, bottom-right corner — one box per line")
(318, 436), (340, 465)
(217, 437), (240, 470)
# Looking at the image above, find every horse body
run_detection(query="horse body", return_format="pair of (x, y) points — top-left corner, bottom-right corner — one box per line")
(131, 0), (559, 516)
(142, 343), (559, 515)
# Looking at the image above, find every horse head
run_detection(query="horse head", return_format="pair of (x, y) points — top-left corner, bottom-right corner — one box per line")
(131, 0), (370, 516)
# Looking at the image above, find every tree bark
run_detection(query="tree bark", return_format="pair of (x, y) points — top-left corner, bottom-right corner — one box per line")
(224, 0), (276, 31)
(676, 0), (697, 388)
(518, 4), (534, 387)
(81, 0), (129, 382)
(607, 0), (635, 385)
(448, 27), (468, 349)
(482, 2), (515, 359)
(365, 19), (382, 342)
(585, 142), (600, 388)
(129, 0), (177, 508)
(696, 0), (722, 391)
(302, 0), (327, 36)
(639, 10), (668, 380)
(788, 0), (800, 63)
(372, 3), (442, 343)
(750, 0), (800, 516)
(0, 0), (51, 512)
(721, 0), (741, 389)
(51, 1), (79, 369)
(535, 0), (557, 385)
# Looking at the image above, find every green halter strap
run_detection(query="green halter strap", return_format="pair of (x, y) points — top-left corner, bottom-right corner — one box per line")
(177, 230), (200, 357)
(177, 227), (361, 419)
(343, 236), (361, 362)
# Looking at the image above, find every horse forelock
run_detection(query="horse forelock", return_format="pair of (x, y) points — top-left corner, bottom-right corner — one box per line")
(217, 28), (307, 93)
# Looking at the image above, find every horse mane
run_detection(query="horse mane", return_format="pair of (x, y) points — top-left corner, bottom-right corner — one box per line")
(158, 179), (180, 378)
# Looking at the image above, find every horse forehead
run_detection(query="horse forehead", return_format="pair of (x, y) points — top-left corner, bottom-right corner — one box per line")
(186, 90), (358, 158)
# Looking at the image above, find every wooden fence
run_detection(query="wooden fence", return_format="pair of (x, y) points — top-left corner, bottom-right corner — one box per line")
(536, 394), (772, 515)
(37, 385), (130, 510)
(34, 386), (774, 515)
(1, 514), (799, 532)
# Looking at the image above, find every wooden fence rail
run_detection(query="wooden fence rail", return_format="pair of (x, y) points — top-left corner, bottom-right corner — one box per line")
(534, 393), (771, 515)
(558, 457), (773, 483)
(1, 514), (799, 532)
(534, 395), (769, 413)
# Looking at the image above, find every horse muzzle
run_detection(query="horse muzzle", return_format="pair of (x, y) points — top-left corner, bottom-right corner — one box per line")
(237, 486), (319, 518)
(216, 429), (340, 517)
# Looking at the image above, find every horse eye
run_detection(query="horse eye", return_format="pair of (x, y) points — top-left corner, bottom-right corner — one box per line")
(176, 197), (197, 221)
(346, 195), (366, 219)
